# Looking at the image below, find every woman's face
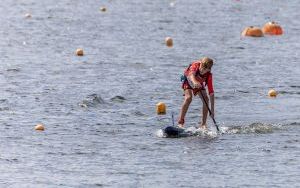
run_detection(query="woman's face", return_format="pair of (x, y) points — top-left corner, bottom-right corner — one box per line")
(200, 67), (211, 74)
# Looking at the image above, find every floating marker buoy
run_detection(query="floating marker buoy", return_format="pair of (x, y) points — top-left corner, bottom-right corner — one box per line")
(100, 7), (107, 12)
(165, 37), (173, 47)
(268, 89), (277, 97)
(242, 26), (264, 37)
(35, 123), (45, 131)
(262, 21), (283, 35)
(25, 13), (32, 18)
(76, 48), (84, 56)
(156, 102), (166, 115)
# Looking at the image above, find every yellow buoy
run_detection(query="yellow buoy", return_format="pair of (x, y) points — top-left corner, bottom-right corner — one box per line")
(100, 7), (107, 12)
(165, 37), (173, 47)
(35, 123), (45, 131)
(76, 48), (84, 56)
(156, 102), (166, 115)
(268, 89), (277, 97)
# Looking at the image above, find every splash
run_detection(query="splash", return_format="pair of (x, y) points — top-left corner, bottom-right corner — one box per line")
(221, 123), (278, 134)
(185, 127), (218, 138)
(156, 129), (165, 138)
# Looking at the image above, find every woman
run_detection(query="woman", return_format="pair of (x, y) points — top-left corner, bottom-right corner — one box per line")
(178, 57), (215, 129)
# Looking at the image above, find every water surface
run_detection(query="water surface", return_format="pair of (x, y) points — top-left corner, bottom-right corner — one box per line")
(0, 0), (299, 187)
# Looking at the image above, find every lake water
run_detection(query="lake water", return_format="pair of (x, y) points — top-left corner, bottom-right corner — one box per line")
(0, 0), (299, 187)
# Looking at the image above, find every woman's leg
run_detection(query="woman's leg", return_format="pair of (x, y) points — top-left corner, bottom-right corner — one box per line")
(199, 89), (209, 128)
(178, 89), (193, 127)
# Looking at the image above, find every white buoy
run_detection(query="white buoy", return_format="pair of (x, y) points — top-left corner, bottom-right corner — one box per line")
(35, 123), (45, 131)
(25, 13), (32, 18)
(100, 7), (107, 12)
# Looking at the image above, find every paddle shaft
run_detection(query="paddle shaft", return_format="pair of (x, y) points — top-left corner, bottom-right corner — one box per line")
(199, 90), (220, 131)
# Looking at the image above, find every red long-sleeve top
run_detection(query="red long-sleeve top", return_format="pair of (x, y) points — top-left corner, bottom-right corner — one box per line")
(183, 61), (214, 95)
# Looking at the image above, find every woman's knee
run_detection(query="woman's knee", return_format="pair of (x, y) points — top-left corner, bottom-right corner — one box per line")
(184, 95), (193, 103)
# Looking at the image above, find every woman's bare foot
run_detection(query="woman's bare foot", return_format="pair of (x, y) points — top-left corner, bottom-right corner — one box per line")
(178, 124), (184, 128)
(177, 119), (185, 128)
(199, 124), (207, 130)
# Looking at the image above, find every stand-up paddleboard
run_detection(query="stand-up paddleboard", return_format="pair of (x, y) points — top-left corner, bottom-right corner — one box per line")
(163, 126), (218, 138)
(163, 126), (197, 137)
(164, 112), (219, 138)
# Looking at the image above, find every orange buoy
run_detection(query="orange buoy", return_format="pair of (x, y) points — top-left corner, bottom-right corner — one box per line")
(156, 102), (166, 115)
(262, 21), (283, 35)
(241, 26), (264, 37)
(35, 123), (45, 131)
(165, 37), (173, 47)
(100, 7), (107, 12)
(76, 48), (84, 56)
(268, 89), (277, 97)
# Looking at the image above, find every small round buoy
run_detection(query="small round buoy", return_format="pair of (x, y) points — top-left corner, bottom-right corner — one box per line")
(76, 48), (84, 56)
(35, 123), (45, 131)
(241, 26), (264, 37)
(268, 89), (277, 97)
(262, 21), (283, 35)
(100, 7), (107, 12)
(165, 37), (173, 47)
(156, 102), (166, 115)
(25, 13), (32, 18)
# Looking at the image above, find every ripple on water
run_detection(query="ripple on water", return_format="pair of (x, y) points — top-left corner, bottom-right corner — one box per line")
(78, 93), (105, 108)
(110, 95), (126, 103)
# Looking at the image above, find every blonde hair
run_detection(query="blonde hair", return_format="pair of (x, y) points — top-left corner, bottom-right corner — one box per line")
(201, 57), (214, 69)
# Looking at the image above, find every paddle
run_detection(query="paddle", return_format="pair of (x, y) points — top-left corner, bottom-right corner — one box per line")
(199, 90), (220, 132)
